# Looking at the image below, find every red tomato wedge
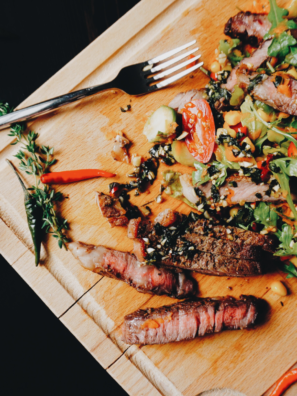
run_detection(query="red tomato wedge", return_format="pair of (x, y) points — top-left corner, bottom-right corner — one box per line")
(182, 99), (216, 163)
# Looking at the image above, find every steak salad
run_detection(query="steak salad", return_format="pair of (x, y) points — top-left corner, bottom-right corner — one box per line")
(70, 0), (297, 346)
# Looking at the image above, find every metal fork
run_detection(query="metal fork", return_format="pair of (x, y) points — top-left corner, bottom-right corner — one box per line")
(0, 40), (203, 130)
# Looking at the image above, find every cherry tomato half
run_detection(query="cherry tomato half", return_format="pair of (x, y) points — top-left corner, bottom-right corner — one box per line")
(182, 99), (216, 163)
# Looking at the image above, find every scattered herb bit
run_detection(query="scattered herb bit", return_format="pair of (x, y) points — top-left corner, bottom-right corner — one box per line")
(149, 144), (176, 166)
(247, 74), (265, 93)
(211, 185), (220, 203)
(120, 104), (131, 112)
(273, 75), (283, 88)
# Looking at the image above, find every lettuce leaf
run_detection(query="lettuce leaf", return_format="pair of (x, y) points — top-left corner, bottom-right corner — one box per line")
(254, 202), (279, 229)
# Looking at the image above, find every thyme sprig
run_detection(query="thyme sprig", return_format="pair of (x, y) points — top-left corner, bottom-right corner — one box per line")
(3, 102), (69, 253)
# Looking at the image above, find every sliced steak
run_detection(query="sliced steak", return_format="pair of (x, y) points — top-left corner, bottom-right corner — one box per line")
(252, 75), (297, 116)
(122, 295), (259, 344)
(224, 12), (271, 45)
(168, 89), (205, 113)
(130, 210), (268, 276)
(187, 218), (276, 253)
(222, 39), (271, 92)
(183, 173), (284, 205)
(96, 192), (128, 227)
(161, 249), (263, 276)
(68, 242), (197, 299)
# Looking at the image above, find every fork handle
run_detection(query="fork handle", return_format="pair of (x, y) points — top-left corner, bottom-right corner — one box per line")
(0, 80), (115, 131)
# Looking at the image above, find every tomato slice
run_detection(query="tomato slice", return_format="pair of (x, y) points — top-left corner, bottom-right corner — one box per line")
(182, 99), (216, 163)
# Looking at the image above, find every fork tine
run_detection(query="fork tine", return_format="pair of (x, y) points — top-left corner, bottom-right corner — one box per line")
(150, 47), (199, 73)
(151, 54), (202, 81)
(147, 40), (196, 65)
(155, 61), (204, 89)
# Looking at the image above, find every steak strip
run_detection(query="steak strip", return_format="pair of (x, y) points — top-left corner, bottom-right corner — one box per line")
(224, 12), (271, 45)
(122, 295), (259, 345)
(68, 242), (197, 299)
(129, 211), (269, 276)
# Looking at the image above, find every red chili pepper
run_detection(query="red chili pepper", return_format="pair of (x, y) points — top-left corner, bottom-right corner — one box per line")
(269, 368), (297, 396)
(210, 72), (218, 81)
(257, 154), (274, 183)
(186, 54), (196, 69)
(41, 169), (116, 184)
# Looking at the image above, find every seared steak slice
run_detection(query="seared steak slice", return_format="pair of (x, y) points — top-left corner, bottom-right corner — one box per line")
(222, 39), (271, 92)
(182, 173), (284, 205)
(168, 89), (205, 113)
(161, 250), (263, 276)
(187, 219), (276, 253)
(184, 233), (262, 260)
(252, 75), (297, 116)
(122, 295), (259, 344)
(224, 12), (271, 45)
(68, 242), (197, 299)
(96, 192), (128, 227)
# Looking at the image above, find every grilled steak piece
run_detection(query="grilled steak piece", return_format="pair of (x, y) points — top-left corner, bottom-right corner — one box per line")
(168, 89), (205, 113)
(222, 39), (271, 92)
(96, 192), (128, 227)
(181, 173), (284, 205)
(68, 242), (197, 299)
(224, 12), (271, 45)
(129, 210), (269, 276)
(161, 250), (263, 276)
(187, 218), (276, 253)
(252, 75), (297, 116)
(122, 295), (259, 345)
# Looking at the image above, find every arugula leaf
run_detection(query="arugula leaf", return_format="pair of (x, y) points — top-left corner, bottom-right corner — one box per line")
(270, 158), (297, 219)
(192, 162), (210, 186)
(268, 31), (297, 60)
(267, 0), (289, 34)
(254, 202), (279, 229)
(275, 223), (297, 256)
(285, 46), (297, 66)
(255, 134), (269, 154)
(283, 262), (297, 278)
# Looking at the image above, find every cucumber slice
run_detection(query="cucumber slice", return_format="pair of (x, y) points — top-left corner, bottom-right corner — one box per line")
(171, 140), (198, 167)
(143, 105), (177, 143)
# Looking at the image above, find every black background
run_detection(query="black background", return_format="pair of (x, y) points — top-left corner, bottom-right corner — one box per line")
(0, 1), (141, 394)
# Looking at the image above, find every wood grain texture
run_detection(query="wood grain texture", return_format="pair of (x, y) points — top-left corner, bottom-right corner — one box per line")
(1, 0), (297, 395)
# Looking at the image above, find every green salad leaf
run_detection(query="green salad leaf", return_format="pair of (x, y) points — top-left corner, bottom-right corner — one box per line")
(266, 0), (291, 35)
(254, 202), (279, 229)
(270, 158), (297, 220)
(192, 162), (210, 186)
(285, 46), (297, 66)
(283, 262), (297, 278)
(241, 96), (267, 138)
(217, 145), (240, 170)
(268, 31), (297, 60)
(275, 223), (297, 256)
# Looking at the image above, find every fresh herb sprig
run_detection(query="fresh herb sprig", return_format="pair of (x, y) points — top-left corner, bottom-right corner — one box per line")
(3, 104), (69, 258)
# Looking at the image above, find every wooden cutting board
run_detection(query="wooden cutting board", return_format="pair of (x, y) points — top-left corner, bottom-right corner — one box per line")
(1, 0), (297, 395)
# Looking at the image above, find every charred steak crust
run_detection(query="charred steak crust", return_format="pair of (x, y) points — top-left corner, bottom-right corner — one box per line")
(224, 11), (271, 45)
(122, 295), (260, 345)
(188, 219), (277, 253)
(96, 192), (129, 227)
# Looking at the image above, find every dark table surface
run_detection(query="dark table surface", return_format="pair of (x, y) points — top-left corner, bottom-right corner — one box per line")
(0, 1), (140, 394)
